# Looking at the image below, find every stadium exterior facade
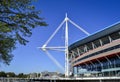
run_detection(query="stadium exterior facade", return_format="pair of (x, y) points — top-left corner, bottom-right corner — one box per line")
(68, 22), (120, 77)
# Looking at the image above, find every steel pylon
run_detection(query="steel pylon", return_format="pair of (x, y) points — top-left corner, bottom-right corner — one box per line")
(38, 13), (90, 77)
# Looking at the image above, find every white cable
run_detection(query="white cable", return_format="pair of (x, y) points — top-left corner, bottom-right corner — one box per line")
(68, 18), (90, 36)
(46, 49), (65, 52)
(45, 51), (65, 72)
(44, 19), (66, 46)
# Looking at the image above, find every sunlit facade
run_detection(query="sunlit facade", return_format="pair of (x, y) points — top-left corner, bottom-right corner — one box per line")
(68, 22), (120, 77)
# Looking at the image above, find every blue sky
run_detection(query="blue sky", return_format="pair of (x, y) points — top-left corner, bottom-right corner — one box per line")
(1, 0), (120, 74)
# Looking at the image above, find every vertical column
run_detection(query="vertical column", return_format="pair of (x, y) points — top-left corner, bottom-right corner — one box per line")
(92, 42), (95, 49)
(65, 13), (69, 77)
(77, 48), (80, 56)
(84, 45), (88, 52)
(73, 66), (74, 76)
(114, 59), (117, 76)
(108, 36), (112, 43)
(73, 66), (78, 77)
(76, 65), (80, 77)
(96, 59), (103, 76)
(99, 39), (103, 46)
(105, 57), (112, 76)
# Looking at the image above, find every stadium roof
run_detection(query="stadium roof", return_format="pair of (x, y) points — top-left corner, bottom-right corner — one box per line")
(69, 22), (120, 51)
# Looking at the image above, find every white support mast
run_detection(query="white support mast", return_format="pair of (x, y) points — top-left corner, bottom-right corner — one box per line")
(65, 13), (69, 77)
(39, 13), (90, 77)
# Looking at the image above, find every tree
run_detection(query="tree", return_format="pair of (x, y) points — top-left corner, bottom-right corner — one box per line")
(0, 0), (47, 65)
(6, 72), (16, 77)
(17, 73), (28, 78)
(0, 71), (7, 77)
(38, 73), (41, 77)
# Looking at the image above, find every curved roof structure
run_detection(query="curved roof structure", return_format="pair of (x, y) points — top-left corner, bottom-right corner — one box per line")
(69, 22), (120, 51)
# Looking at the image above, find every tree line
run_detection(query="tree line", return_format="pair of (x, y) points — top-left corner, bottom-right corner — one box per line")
(0, 71), (28, 78)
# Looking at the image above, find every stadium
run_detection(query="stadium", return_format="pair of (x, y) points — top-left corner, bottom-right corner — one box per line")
(68, 22), (120, 77)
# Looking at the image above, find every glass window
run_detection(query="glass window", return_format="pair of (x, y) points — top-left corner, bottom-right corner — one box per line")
(101, 36), (110, 45)
(110, 31), (120, 40)
(86, 42), (93, 50)
(93, 39), (101, 48)
(78, 45), (85, 55)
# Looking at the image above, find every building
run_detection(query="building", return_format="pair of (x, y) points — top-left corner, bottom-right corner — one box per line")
(41, 71), (57, 77)
(68, 22), (120, 77)
(41, 71), (62, 78)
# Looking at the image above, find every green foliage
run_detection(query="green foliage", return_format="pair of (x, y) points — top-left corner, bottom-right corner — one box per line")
(0, 35), (15, 64)
(0, 71), (28, 78)
(6, 72), (16, 77)
(38, 73), (41, 77)
(0, 0), (47, 65)
(17, 73), (28, 78)
(0, 71), (7, 77)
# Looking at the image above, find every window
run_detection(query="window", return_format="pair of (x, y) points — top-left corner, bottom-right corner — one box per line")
(101, 36), (110, 45)
(110, 31), (120, 40)
(78, 45), (85, 55)
(86, 42), (93, 50)
(93, 39), (101, 48)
